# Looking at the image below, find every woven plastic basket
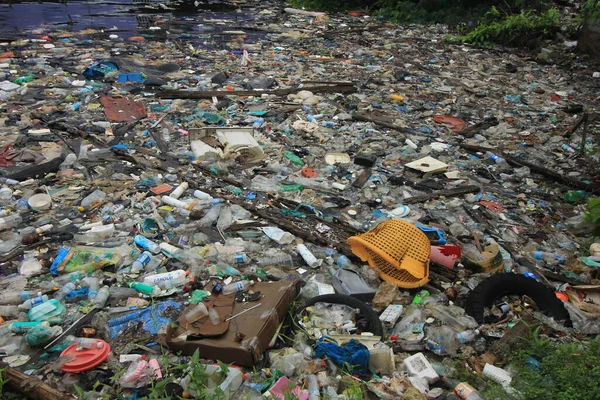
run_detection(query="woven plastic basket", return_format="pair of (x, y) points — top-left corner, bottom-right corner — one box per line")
(348, 219), (430, 288)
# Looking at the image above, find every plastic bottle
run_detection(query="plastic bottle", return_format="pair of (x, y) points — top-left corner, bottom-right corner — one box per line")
(109, 286), (138, 300)
(134, 235), (161, 254)
(142, 270), (189, 289)
(412, 290), (431, 305)
(307, 375), (320, 400)
(84, 277), (99, 299)
(456, 329), (480, 344)
(93, 286), (110, 308)
(182, 302), (209, 323)
(0, 291), (35, 305)
(0, 305), (20, 317)
(257, 253), (294, 267)
(19, 294), (49, 310)
(222, 280), (254, 295)
(229, 253), (250, 264)
(80, 189), (106, 209)
(128, 282), (161, 297)
(0, 214), (23, 231)
(297, 244), (320, 268)
(54, 282), (77, 300)
(336, 255), (357, 270)
(199, 204), (222, 227)
(170, 182), (188, 199)
(131, 251), (152, 272)
(159, 242), (182, 258)
(193, 189), (213, 200)
(216, 205), (233, 231)
(35, 224), (53, 234)
(208, 306), (220, 325)
(162, 128), (170, 143)
(482, 364), (512, 386)
(529, 251), (566, 264)
(53, 271), (84, 286)
(485, 152), (508, 165)
(11, 321), (48, 333)
(442, 377), (485, 400)
(161, 195), (188, 209)
(66, 335), (104, 350)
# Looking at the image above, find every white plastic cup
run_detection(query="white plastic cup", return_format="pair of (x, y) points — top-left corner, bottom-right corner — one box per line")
(483, 363), (512, 386)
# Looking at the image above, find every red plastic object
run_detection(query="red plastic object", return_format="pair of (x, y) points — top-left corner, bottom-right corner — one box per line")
(429, 245), (461, 269)
(301, 168), (318, 178)
(433, 115), (466, 133)
(60, 340), (111, 373)
(479, 200), (504, 213)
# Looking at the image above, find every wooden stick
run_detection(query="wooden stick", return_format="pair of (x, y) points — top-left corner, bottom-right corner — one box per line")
(403, 185), (481, 204)
(157, 84), (356, 99)
(564, 113), (587, 139)
(352, 112), (411, 134)
(459, 143), (599, 193)
(1, 365), (74, 400)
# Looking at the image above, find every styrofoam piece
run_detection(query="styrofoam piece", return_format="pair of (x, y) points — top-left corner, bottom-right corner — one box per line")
(403, 352), (439, 384)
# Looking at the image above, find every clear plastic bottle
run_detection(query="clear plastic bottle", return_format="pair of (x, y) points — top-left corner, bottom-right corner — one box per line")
(484, 151), (508, 165)
(0, 305), (20, 317)
(0, 214), (23, 231)
(529, 251), (566, 264)
(109, 286), (138, 300)
(80, 189), (106, 209)
(257, 253), (294, 267)
(307, 375), (320, 400)
(93, 286), (110, 308)
(66, 335), (104, 350)
(53, 271), (84, 286)
(182, 303), (209, 323)
(199, 204), (222, 227)
(19, 294), (49, 310)
(216, 205), (233, 231)
(84, 277), (99, 299)
(456, 329), (480, 344)
(54, 282), (77, 300)
(208, 306), (220, 325)
(0, 290), (35, 305)
(193, 190), (212, 200)
(336, 255), (357, 270)
(222, 280), (254, 295)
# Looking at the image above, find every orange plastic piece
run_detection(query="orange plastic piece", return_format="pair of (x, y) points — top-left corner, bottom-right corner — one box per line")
(348, 219), (430, 288)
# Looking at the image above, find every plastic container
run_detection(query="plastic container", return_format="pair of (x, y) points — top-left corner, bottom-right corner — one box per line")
(66, 335), (104, 350)
(54, 282), (77, 300)
(28, 193), (52, 211)
(11, 321), (48, 333)
(54, 271), (84, 286)
(0, 305), (20, 317)
(161, 195), (188, 209)
(368, 346), (395, 376)
(182, 303), (209, 323)
(85, 277), (99, 299)
(208, 306), (220, 325)
(134, 235), (161, 254)
(0, 291), (35, 305)
(193, 190), (213, 200)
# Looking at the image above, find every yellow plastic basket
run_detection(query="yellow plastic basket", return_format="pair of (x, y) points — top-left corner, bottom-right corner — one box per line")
(348, 219), (430, 289)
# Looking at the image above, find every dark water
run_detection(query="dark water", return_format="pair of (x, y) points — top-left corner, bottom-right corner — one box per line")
(0, 0), (262, 46)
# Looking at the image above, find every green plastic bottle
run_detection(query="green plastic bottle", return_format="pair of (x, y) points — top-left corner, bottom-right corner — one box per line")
(128, 282), (161, 296)
(284, 151), (304, 166)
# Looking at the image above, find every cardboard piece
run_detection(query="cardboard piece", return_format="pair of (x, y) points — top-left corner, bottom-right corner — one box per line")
(405, 156), (449, 178)
(166, 280), (300, 367)
(565, 285), (600, 316)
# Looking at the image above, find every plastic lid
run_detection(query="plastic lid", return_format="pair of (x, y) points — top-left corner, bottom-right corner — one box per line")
(301, 168), (318, 178)
(60, 339), (110, 373)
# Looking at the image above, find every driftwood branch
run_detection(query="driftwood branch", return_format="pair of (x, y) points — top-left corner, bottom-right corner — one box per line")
(157, 84), (356, 99)
(403, 185), (481, 204)
(352, 112), (411, 134)
(1, 365), (74, 400)
(459, 143), (599, 193)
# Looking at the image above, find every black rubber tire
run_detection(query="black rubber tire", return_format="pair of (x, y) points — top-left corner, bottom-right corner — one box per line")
(465, 273), (572, 327)
(296, 294), (384, 336)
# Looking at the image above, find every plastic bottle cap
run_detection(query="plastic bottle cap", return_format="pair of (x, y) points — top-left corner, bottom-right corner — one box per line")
(301, 168), (318, 178)
(60, 339), (111, 373)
